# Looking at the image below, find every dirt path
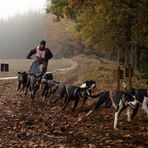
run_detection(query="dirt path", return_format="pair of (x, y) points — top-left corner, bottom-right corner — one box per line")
(0, 58), (78, 78)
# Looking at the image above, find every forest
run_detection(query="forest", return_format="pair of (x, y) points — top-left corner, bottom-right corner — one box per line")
(48, 0), (148, 72)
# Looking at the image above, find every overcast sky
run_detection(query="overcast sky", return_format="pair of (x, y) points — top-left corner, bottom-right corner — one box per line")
(0, 0), (47, 20)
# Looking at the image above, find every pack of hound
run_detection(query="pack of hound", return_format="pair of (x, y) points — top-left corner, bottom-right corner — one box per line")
(17, 71), (148, 129)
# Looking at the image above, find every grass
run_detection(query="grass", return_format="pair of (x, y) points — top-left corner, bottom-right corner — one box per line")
(0, 54), (147, 90)
(0, 58), (75, 77)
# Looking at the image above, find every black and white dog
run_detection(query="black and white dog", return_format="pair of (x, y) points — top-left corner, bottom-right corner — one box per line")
(40, 73), (53, 90)
(123, 82), (148, 118)
(86, 90), (138, 129)
(125, 88), (148, 118)
(79, 80), (97, 108)
(58, 80), (96, 112)
(17, 71), (28, 92)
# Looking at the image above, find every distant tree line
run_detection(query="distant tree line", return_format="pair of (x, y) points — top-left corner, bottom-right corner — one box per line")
(48, 0), (148, 71)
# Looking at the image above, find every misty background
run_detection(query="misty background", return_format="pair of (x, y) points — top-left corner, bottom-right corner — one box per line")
(0, 0), (76, 59)
(0, 11), (81, 59)
(0, 11), (45, 59)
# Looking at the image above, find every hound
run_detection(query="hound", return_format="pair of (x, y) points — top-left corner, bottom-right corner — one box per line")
(86, 90), (137, 129)
(59, 80), (96, 112)
(24, 73), (42, 101)
(17, 71), (28, 92)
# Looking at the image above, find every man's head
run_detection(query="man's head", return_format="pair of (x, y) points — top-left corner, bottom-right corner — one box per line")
(40, 40), (46, 50)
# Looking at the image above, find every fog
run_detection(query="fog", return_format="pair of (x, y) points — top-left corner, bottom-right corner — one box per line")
(0, 11), (45, 59)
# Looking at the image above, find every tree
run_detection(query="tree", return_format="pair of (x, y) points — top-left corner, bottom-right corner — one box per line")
(48, 0), (148, 71)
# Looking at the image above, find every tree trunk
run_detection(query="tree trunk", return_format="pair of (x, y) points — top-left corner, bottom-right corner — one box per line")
(134, 46), (140, 71)
(130, 44), (134, 67)
(117, 50), (120, 62)
(125, 48), (129, 65)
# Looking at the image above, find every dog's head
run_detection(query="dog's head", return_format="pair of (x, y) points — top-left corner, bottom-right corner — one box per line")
(33, 73), (42, 88)
(135, 89), (148, 103)
(43, 73), (53, 80)
(81, 80), (96, 90)
(80, 80), (96, 97)
(17, 71), (28, 82)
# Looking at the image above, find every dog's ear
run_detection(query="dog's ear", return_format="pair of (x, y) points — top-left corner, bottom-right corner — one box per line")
(85, 81), (89, 86)
(18, 72), (21, 74)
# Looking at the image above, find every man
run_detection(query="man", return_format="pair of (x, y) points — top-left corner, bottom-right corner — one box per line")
(27, 40), (53, 74)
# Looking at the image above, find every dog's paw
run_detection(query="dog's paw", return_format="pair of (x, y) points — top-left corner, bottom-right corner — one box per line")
(77, 116), (83, 122)
(86, 110), (93, 117)
(42, 97), (46, 102)
(114, 127), (119, 130)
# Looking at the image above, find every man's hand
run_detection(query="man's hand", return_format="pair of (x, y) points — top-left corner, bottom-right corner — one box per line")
(27, 56), (31, 59)
(35, 56), (45, 62)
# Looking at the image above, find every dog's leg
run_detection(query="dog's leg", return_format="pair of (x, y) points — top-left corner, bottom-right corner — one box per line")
(62, 96), (70, 111)
(16, 82), (21, 91)
(72, 99), (79, 112)
(32, 88), (37, 102)
(43, 88), (49, 102)
(114, 108), (119, 129)
(42, 86), (48, 101)
(131, 103), (139, 119)
(24, 79), (30, 96)
(41, 86), (46, 97)
(20, 84), (24, 92)
(21, 84), (26, 93)
(114, 100), (126, 129)
(81, 96), (88, 109)
(16, 82), (19, 90)
(48, 92), (54, 104)
(142, 96), (148, 114)
(30, 85), (34, 99)
(24, 86), (29, 96)
(86, 110), (94, 117)
(59, 87), (66, 104)
(127, 106), (132, 122)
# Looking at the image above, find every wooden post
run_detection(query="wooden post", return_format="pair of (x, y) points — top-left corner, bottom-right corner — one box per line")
(117, 66), (120, 90)
(1, 64), (5, 72)
(128, 64), (132, 89)
(5, 64), (9, 72)
(0, 63), (9, 72)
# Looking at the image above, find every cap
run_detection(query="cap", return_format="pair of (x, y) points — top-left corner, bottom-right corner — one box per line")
(40, 40), (46, 46)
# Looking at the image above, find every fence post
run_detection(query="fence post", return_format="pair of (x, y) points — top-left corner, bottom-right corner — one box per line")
(117, 66), (120, 90)
(1, 64), (4, 72)
(128, 64), (132, 89)
(0, 63), (9, 72)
